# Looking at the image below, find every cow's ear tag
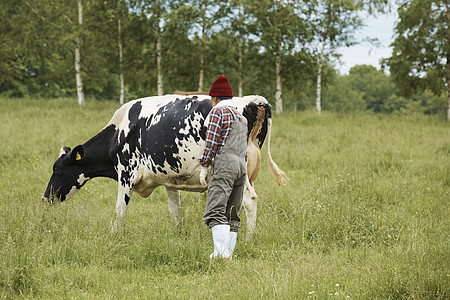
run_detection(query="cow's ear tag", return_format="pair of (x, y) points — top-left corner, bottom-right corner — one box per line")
(71, 145), (84, 162)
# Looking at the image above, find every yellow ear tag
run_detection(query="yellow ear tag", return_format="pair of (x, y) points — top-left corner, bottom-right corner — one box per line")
(76, 153), (82, 161)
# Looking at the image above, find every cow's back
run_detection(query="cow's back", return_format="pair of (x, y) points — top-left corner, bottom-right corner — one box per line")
(109, 95), (211, 190)
(107, 94), (271, 191)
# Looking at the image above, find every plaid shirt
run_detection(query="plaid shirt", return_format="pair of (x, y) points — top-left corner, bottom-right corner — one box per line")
(199, 105), (244, 166)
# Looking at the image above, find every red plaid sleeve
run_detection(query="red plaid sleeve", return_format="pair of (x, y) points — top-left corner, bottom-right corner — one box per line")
(199, 108), (223, 166)
(198, 107), (238, 166)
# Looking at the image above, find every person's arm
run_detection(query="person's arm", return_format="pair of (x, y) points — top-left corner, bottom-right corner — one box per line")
(198, 108), (222, 167)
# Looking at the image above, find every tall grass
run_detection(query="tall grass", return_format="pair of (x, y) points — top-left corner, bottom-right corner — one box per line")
(0, 97), (448, 298)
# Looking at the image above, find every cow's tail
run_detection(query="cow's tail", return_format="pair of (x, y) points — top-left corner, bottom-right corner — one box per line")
(265, 117), (288, 186)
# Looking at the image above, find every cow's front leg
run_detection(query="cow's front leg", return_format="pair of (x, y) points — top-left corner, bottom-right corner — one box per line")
(166, 187), (181, 224)
(112, 184), (133, 233)
(242, 178), (258, 240)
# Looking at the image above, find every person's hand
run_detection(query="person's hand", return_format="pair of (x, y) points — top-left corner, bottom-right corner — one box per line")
(199, 166), (208, 186)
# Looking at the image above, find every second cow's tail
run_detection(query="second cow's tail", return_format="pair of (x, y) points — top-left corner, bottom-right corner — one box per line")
(264, 116), (288, 186)
(254, 103), (287, 186)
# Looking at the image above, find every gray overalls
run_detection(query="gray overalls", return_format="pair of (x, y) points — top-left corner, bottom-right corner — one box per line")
(203, 107), (248, 233)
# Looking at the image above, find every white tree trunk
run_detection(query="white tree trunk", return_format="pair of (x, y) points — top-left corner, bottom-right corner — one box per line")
(75, 0), (84, 107)
(238, 33), (243, 98)
(238, 1), (243, 97)
(447, 60), (450, 121)
(156, 0), (163, 96)
(275, 34), (282, 116)
(118, 19), (124, 105)
(316, 37), (325, 114)
(446, 3), (450, 121)
(198, 23), (205, 92)
(156, 36), (163, 96)
(275, 0), (283, 115)
(447, 65), (449, 121)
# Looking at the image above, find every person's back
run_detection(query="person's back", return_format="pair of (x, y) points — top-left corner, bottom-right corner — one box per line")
(198, 75), (248, 260)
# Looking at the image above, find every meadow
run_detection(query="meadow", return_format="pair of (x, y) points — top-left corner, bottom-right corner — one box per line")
(0, 97), (448, 299)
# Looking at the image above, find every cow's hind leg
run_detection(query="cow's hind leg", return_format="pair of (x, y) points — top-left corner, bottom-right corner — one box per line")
(112, 184), (132, 233)
(166, 187), (181, 224)
(242, 178), (258, 240)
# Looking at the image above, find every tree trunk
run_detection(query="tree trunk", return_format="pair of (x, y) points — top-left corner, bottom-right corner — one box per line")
(446, 3), (449, 121)
(75, 0), (84, 107)
(316, 37), (325, 114)
(198, 22), (205, 92)
(118, 19), (124, 105)
(156, 0), (163, 96)
(238, 35), (243, 97)
(275, 33), (282, 116)
(238, 0), (243, 97)
(275, 0), (283, 115)
(316, 6), (331, 115)
(447, 45), (449, 121)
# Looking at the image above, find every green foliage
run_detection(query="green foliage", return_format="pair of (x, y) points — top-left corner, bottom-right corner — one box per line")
(323, 65), (446, 115)
(0, 98), (448, 298)
(322, 74), (365, 112)
(407, 90), (448, 116)
(387, 0), (448, 98)
(0, 1), (446, 116)
(347, 65), (397, 112)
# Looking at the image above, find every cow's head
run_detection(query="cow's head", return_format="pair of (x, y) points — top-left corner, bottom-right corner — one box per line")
(42, 145), (90, 204)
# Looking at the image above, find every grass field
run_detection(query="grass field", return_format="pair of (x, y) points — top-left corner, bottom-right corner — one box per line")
(0, 97), (448, 299)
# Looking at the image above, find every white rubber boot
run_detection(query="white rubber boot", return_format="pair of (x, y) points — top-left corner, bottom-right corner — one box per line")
(210, 224), (230, 260)
(228, 231), (237, 260)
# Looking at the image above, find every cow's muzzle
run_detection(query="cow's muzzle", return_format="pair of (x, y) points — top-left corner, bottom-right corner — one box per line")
(42, 186), (60, 205)
(42, 195), (59, 205)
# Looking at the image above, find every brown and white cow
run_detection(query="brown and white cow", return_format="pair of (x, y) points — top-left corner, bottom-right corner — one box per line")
(42, 94), (287, 238)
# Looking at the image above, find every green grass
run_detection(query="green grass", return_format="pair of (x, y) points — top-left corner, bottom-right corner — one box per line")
(0, 97), (448, 299)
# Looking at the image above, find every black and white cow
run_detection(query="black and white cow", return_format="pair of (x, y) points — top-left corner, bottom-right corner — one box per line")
(42, 95), (286, 238)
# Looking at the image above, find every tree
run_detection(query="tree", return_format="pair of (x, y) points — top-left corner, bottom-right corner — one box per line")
(156, 0), (164, 96)
(132, 0), (167, 96)
(75, 0), (85, 106)
(181, 0), (228, 91)
(322, 72), (365, 113)
(0, 1), (31, 96)
(118, 17), (125, 104)
(387, 0), (449, 120)
(162, 3), (198, 92)
(246, 0), (312, 115)
(23, 0), (86, 106)
(313, 0), (389, 114)
(346, 65), (398, 112)
(90, 0), (130, 103)
(225, 0), (247, 97)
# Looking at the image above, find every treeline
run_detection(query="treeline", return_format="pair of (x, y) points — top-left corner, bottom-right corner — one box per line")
(322, 65), (447, 116)
(1, 1), (448, 117)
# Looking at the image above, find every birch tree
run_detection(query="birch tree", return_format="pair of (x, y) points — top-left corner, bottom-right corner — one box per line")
(190, 0), (218, 92)
(226, 0), (248, 97)
(313, 0), (389, 113)
(198, 1), (207, 92)
(155, 0), (164, 96)
(387, 0), (450, 120)
(75, 0), (85, 106)
(133, 0), (166, 96)
(118, 17), (125, 104)
(176, 0), (229, 92)
(115, 0), (127, 104)
(247, 0), (311, 115)
(23, 0), (85, 106)
(237, 0), (244, 97)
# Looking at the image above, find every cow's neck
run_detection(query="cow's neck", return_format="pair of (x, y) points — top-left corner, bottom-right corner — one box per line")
(81, 125), (118, 181)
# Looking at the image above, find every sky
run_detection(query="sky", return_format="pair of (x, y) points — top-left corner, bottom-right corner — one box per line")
(336, 10), (398, 75)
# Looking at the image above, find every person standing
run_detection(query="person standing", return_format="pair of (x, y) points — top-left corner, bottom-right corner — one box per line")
(199, 75), (248, 260)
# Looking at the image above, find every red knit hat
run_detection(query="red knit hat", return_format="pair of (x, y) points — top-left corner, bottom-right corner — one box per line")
(209, 75), (233, 98)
